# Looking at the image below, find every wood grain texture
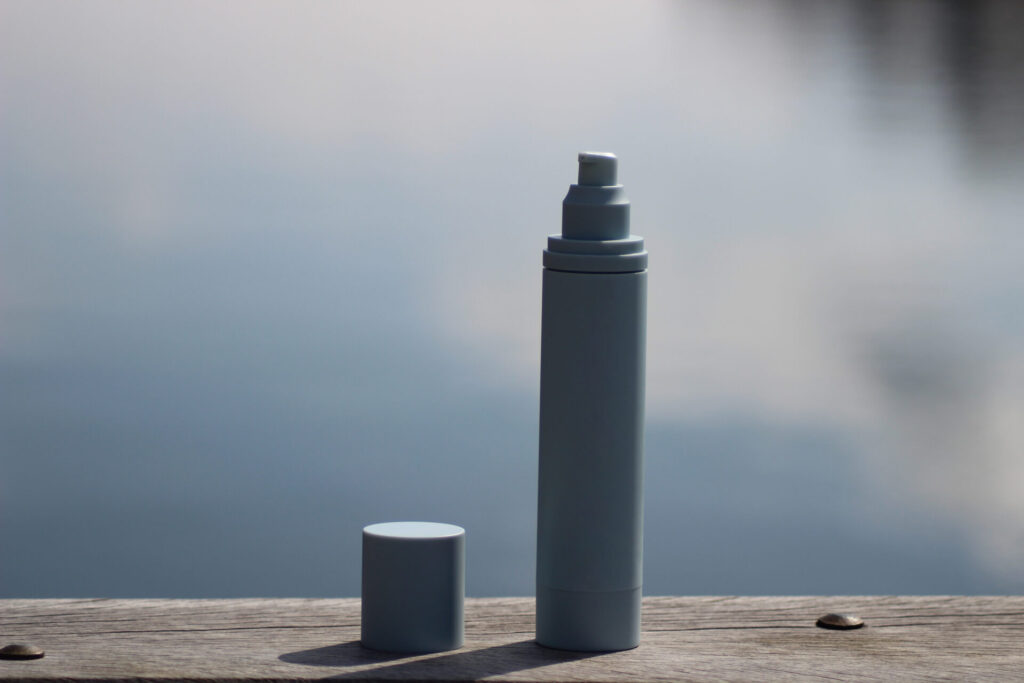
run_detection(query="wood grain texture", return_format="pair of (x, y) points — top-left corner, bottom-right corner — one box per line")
(1, 597), (1023, 681)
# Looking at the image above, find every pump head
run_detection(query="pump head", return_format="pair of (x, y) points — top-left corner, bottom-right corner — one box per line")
(577, 152), (617, 187)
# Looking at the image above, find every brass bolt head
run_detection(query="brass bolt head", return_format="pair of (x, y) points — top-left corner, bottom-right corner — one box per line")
(816, 613), (865, 630)
(0, 643), (45, 660)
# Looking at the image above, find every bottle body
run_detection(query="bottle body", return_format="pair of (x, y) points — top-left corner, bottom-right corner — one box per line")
(535, 151), (647, 652)
(536, 268), (646, 651)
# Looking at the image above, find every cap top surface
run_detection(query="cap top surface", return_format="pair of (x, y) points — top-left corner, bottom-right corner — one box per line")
(363, 521), (464, 539)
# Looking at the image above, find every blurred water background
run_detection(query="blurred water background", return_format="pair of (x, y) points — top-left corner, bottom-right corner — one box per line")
(2, 0), (1023, 597)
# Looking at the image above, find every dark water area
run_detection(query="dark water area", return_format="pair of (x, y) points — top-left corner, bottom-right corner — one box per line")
(2, 0), (1022, 597)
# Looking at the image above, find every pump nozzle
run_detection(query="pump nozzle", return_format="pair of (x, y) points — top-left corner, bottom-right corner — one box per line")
(577, 152), (617, 186)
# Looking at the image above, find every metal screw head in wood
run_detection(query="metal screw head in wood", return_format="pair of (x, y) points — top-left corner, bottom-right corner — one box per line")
(816, 613), (865, 630)
(0, 643), (45, 660)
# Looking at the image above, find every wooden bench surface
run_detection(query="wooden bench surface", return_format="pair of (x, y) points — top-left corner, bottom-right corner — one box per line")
(1, 597), (1022, 681)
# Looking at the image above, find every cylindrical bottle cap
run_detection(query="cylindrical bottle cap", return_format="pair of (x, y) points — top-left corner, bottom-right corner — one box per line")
(360, 521), (465, 653)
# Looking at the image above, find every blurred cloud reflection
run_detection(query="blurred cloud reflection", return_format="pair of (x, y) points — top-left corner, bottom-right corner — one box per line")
(1, 0), (1022, 596)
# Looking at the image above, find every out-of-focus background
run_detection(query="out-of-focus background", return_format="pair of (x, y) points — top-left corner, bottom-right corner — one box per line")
(2, 0), (1022, 597)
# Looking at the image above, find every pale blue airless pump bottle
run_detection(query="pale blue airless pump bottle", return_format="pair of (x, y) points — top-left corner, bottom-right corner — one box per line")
(536, 152), (647, 651)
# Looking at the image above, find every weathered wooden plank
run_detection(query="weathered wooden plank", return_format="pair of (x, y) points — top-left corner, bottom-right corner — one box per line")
(1, 597), (1022, 681)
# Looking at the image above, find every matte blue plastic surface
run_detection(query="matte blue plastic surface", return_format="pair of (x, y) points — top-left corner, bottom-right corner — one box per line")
(536, 152), (647, 652)
(360, 521), (465, 653)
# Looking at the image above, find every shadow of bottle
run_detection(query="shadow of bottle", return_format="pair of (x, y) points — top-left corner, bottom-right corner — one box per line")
(280, 638), (602, 679)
